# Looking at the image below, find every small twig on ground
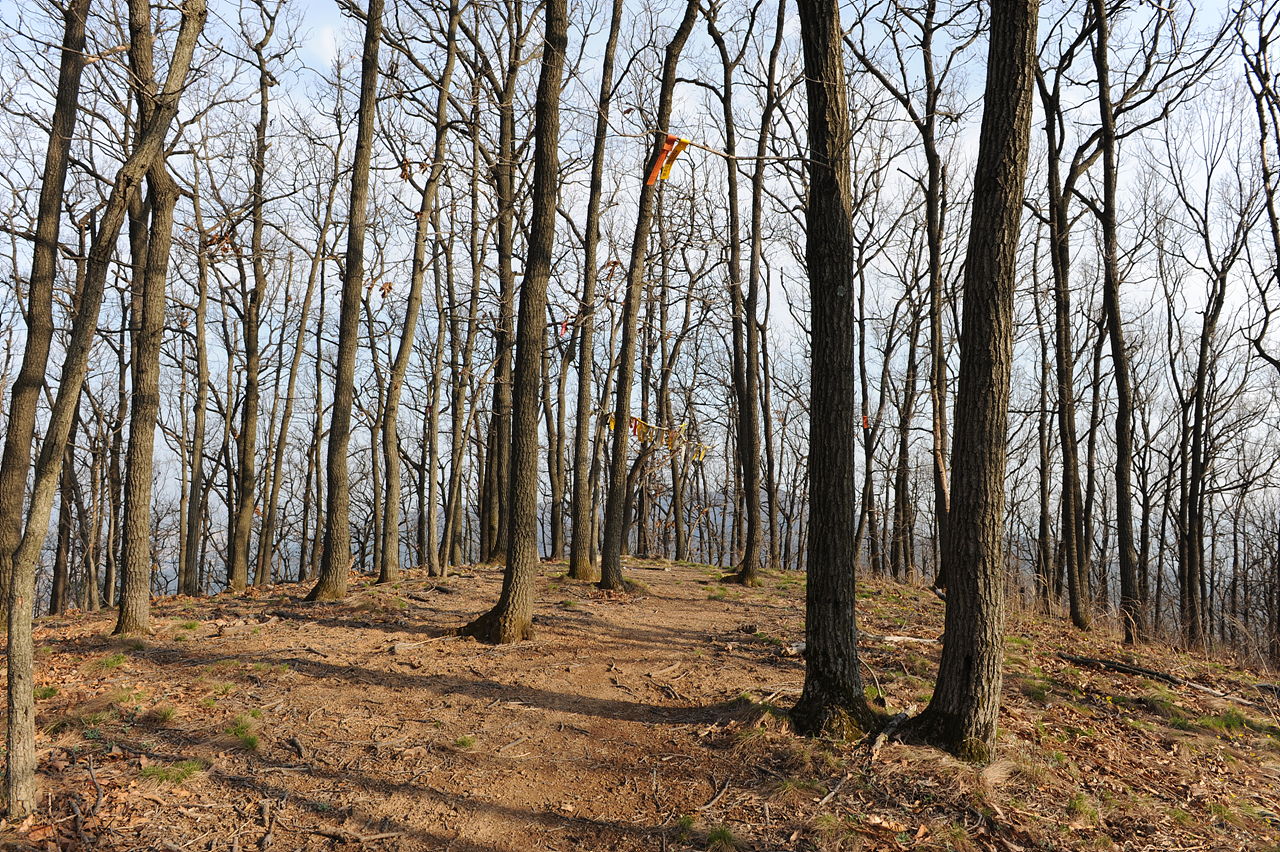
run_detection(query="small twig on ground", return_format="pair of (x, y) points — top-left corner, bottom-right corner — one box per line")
(70, 799), (90, 847)
(699, 777), (731, 811)
(88, 755), (103, 815)
(869, 713), (910, 762)
(817, 772), (853, 806)
(861, 633), (940, 645)
(498, 736), (528, 754)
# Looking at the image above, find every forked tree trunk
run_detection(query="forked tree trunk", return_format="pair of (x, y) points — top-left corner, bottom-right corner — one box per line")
(565, 0), (622, 579)
(706, 6), (763, 587)
(1090, 0), (1143, 643)
(116, 164), (180, 635)
(232, 7), (279, 592)
(599, 0), (699, 591)
(116, 0), (190, 634)
(378, 0), (460, 584)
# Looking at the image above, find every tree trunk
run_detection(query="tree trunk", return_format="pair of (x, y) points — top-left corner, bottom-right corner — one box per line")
(116, 163), (180, 635)
(903, 0), (1038, 761)
(0, 0), (89, 621)
(6, 0), (205, 815)
(309, 0), (383, 601)
(461, 0), (567, 643)
(707, 6), (763, 587)
(790, 0), (878, 739)
(599, 0), (699, 591)
(1091, 0), (1142, 642)
(566, 0), (623, 582)
(378, 0), (460, 583)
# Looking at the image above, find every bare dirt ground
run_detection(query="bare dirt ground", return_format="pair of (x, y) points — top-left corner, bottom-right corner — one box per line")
(6, 558), (1280, 851)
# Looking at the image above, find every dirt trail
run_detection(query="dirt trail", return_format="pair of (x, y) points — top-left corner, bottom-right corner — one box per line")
(9, 560), (1280, 850)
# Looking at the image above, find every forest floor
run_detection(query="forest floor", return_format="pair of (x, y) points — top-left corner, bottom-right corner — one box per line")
(5, 559), (1280, 852)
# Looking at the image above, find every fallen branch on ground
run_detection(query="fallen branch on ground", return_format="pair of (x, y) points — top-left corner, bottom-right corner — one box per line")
(1056, 652), (1264, 710)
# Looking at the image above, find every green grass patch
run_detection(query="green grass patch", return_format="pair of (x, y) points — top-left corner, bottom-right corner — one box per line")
(1067, 792), (1098, 824)
(1197, 708), (1247, 734)
(93, 653), (127, 671)
(706, 825), (737, 851)
(227, 715), (258, 750)
(139, 759), (202, 784)
(34, 686), (57, 700)
(454, 735), (476, 749)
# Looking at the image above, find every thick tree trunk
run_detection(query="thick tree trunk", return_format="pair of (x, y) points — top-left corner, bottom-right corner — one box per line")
(461, 0), (567, 643)
(117, 0), (190, 633)
(903, 0), (1037, 761)
(309, 0), (383, 601)
(790, 0), (878, 739)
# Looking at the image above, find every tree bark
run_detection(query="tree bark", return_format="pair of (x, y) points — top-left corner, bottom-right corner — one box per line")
(378, 0), (460, 584)
(6, 0), (205, 815)
(1090, 0), (1142, 642)
(706, 5), (763, 587)
(0, 0), (89, 620)
(790, 0), (878, 739)
(460, 0), (567, 643)
(566, 0), (623, 582)
(599, 0), (699, 591)
(902, 0), (1038, 761)
(116, 0), (191, 634)
(116, 164), (180, 635)
(309, 0), (383, 601)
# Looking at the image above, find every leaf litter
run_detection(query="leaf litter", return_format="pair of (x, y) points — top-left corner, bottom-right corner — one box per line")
(5, 560), (1280, 850)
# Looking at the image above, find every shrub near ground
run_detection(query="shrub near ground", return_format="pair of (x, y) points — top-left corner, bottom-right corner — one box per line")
(6, 561), (1280, 850)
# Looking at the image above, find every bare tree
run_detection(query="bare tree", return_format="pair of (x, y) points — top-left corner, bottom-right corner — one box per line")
(461, 0), (567, 643)
(790, 0), (879, 738)
(309, 0), (383, 602)
(6, 0), (206, 813)
(599, 0), (700, 591)
(902, 0), (1038, 760)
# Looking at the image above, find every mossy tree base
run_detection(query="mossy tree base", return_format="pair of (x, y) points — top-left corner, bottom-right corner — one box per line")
(458, 606), (534, 644)
(899, 708), (995, 763)
(567, 556), (598, 583)
(790, 687), (880, 741)
(722, 568), (760, 588)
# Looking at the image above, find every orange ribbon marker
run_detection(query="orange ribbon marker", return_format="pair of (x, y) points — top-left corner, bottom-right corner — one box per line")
(646, 134), (680, 185)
